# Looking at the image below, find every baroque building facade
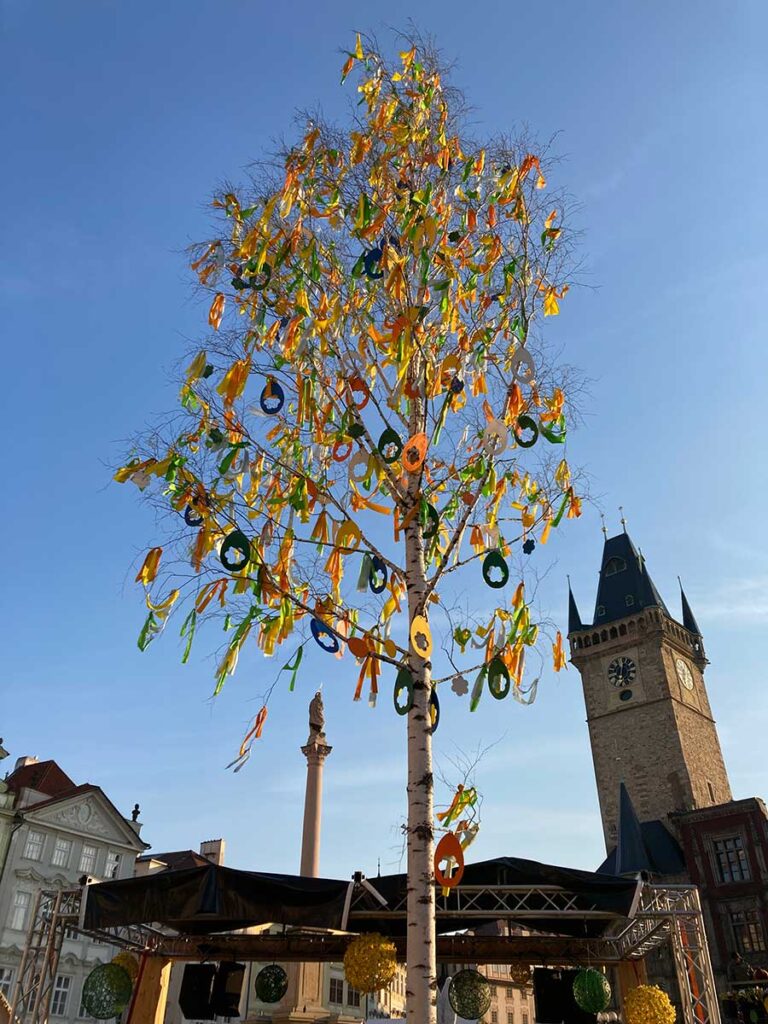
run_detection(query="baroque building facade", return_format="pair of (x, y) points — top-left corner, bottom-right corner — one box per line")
(568, 531), (768, 993)
(0, 755), (147, 1021)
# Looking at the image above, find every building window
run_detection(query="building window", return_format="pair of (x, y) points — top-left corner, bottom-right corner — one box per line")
(707, 781), (716, 803)
(0, 968), (14, 999)
(508, 1014), (515, 1024)
(596, 605), (606, 617)
(51, 975), (72, 1016)
(10, 891), (32, 931)
(714, 837), (751, 883)
(23, 830), (45, 861)
(79, 844), (97, 874)
(52, 838), (72, 869)
(522, 1014), (529, 1024)
(625, 595), (635, 607)
(492, 1012), (498, 1024)
(105, 851), (122, 879)
(347, 985), (361, 1007)
(329, 978), (344, 1005)
(604, 557), (627, 576)
(730, 909), (767, 953)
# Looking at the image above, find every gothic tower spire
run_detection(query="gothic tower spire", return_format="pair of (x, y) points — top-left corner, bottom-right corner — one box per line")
(568, 532), (731, 849)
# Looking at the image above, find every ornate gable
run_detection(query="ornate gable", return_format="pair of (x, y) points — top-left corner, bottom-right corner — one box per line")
(26, 792), (144, 851)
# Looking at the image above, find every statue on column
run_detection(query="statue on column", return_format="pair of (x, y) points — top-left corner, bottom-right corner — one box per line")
(308, 690), (325, 743)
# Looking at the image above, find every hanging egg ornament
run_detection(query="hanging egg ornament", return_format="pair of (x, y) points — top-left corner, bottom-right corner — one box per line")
(624, 985), (676, 1024)
(343, 933), (398, 994)
(572, 969), (612, 1014)
(254, 964), (289, 1003)
(81, 964), (134, 1020)
(448, 969), (492, 1020)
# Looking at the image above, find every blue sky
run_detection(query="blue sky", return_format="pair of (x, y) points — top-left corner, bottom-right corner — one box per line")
(2, 1), (767, 879)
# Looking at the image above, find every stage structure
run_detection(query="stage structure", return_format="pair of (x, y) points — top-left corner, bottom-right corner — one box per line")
(9, 857), (720, 1024)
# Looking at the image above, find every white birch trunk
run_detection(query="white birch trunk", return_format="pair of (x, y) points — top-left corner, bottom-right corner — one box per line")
(404, 512), (437, 1024)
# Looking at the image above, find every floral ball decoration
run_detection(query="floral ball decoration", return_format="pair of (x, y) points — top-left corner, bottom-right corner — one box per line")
(508, 963), (532, 986)
(254, 964), (289, 1003)
(343, 933), (398, 994)
(448, 969), (492, 1020)
(110, 952), (140, 983)
(624, 985), (676, 1024)
(573, 969), (612, 1014)
(81, 963), (134, 1020)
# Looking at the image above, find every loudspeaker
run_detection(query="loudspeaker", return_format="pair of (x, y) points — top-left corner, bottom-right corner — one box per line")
(178, 963), (216, 1021)
(533, 968), (595, 1024)
(211, 961), (245, 1017)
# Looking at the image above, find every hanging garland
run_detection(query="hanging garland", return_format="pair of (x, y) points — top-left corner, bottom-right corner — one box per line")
(343, 933), (398, 994)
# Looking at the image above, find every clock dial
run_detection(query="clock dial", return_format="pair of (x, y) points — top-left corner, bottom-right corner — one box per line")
(608, 656), (636, 687)
(676, 657), (694, 691)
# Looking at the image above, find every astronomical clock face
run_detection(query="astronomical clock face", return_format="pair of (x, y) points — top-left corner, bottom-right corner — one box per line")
(607, 656), (636, 687)
(676, 657), (694, 691)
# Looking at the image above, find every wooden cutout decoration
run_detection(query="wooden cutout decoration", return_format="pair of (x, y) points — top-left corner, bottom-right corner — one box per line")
(393, 666), (414, 715)
(347, 375), (370, 409)
(259, 377), (285, 414)
(184, 505), (204, 527)
(427, 686), (440, 734)
(513, 414), (539, 448)
(332, 439), (353, 462)
(409, 614), (433, 658)
(220, 530), (251, 571)
(510, 347), (536, 383)
(402, 433), (428, 473)
(482, 550), (509, 589)
(369, 554), (388, 594)
(310, 617), (340, 653)
(434, 831), (465, 888)
(377, 427), (403, 464)
(487, 656), (511, 699)
(483, 419), (508, 456)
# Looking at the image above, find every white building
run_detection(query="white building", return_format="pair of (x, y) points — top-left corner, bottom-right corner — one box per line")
(0, 755), (148, 1022)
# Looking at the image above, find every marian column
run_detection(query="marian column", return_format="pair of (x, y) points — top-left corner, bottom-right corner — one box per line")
(300, 691), (332, 877)
(271, 695), (333, 1023)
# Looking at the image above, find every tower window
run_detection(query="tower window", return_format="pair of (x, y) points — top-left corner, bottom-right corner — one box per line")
(604, 557), (627, 576)
(625, 595), (635, 607)
(597, 605), (606, 617)
(713, 836), (751, 883)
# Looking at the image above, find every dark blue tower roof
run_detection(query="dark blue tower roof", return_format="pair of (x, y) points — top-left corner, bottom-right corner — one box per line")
(599, 783), (686, 876)
(591, 532), (670, 626)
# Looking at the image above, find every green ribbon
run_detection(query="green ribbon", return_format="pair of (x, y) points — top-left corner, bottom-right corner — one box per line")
(281, 645), (304, 692)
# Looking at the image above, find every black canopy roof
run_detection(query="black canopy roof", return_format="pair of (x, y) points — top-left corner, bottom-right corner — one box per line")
(83, 856), (641, 939)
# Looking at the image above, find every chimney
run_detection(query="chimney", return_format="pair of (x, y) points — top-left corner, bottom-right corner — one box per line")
(14, 756), (38, 771)
(199, 839), (225, 865)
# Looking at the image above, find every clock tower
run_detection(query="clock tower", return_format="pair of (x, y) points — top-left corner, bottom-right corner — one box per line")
(568, 531), (732, 850)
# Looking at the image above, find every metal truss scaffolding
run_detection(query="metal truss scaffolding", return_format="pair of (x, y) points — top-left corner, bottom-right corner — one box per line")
(9, 880), (721, 1024)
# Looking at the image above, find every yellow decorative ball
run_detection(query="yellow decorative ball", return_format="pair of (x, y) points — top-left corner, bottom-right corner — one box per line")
(625, 985), (676, 1024)
(509, 963), (532, 986)
(343, 933), (398, 994)
(110, 952), (139, 983)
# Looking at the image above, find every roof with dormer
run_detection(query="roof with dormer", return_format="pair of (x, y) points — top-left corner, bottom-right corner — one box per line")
(566, 531), (705, 634)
